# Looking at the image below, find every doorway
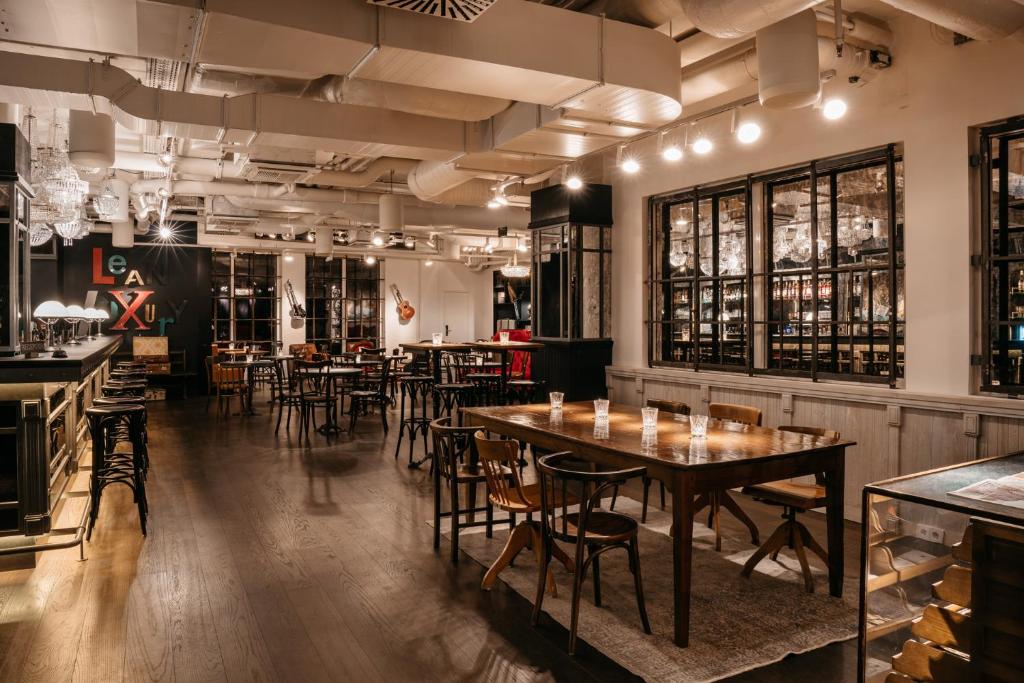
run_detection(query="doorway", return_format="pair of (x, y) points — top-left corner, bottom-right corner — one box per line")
(442, 291), (472, 341)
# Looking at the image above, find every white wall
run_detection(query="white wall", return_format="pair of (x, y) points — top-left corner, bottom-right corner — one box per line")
(606, 15), (1024, 399)
(279, 254), (307, 349)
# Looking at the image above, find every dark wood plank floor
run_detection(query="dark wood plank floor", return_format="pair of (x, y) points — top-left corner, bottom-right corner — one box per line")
(0, 395), (861, 682)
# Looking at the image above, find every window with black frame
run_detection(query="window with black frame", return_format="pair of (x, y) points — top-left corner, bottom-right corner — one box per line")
(305, 256), (383, 352)
(760, 147), (904, 383)
(211, 251), (280, 347)
(980, 118), (1024, 392)
(650, 184), (750, 370)
(648, 145), (904, 384)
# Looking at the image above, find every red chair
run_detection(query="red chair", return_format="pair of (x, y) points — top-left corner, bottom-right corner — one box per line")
(490, 329), (532, 379)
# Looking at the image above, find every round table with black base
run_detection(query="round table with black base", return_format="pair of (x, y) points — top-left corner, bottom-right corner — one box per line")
(295, 366), (363, 435)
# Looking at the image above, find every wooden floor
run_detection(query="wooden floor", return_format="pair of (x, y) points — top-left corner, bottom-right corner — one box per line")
(0, 394), (861, 682)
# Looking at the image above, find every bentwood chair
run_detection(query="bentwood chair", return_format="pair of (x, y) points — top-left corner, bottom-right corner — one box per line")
(294, 359), (336, 438)
(740, 425), (839, 592)
(533, 452), (652, 655)
(349, 357), (393, 434)
(474, 431), (575, 595)
(271, 358), (302, 434)
(204, 356), (246, 414)
(430, 418), (515, 562)
(697, 402), (763, 551)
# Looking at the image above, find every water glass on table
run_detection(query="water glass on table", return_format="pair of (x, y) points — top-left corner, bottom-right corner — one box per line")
(690, 414), (709, 438)
(549, 391), (564, 411)
(641, 406), (658, 429)
(594, 398), (609, 420)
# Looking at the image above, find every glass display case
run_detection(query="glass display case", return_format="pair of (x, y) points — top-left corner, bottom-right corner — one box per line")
(859, 453), (1024, 682)
(0, 122), (34, 356)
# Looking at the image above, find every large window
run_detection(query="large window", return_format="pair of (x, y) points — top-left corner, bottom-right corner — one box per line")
(980, 117), (1024, 392)
(648, 145), (905, 385)
(650, 183), (750, 370)
(305, 256), (383, 351)
(211, 251), (280, 347)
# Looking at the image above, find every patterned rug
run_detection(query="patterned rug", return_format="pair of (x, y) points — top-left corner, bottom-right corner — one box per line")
(442, 497), (857, 682)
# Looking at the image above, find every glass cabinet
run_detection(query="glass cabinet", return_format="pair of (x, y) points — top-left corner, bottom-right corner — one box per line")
(532, 222), (611, 341)
(0, 122), (33, 356)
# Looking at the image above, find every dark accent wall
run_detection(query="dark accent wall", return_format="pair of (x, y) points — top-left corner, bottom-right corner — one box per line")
(56, 231), (212, 394)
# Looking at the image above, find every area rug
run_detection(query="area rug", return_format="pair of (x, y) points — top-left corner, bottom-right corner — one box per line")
(441, 497), (857, 683)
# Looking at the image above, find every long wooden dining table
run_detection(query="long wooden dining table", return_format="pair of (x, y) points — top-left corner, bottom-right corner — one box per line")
(462, 401), (855, 647)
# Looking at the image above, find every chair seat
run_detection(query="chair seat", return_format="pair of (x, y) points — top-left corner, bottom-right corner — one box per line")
(399, 375), (433, 382)
(436, 383), (474, 390)
(300, 394), (337, 403)
(491, 482), (577, 514)
(560, 510), (638, 543)
(743, 480), (826, 510)
(465, 373), (501, 381)
(507, 379), (538, 386)
(349, 390), (382, 398)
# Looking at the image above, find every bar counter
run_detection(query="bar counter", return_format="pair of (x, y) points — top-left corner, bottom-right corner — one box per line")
(0, 336), (121, 383)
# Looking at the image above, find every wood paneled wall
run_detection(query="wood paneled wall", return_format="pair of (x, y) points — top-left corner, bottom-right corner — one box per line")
(607, 367), (1024, 521)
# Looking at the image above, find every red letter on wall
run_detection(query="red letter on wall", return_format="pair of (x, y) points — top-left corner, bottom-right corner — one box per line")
(93, 247), (114, 285)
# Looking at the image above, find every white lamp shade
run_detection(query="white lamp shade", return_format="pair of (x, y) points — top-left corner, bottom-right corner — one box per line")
(82, 307), (100, 319)
(34, 300), (67, 318)
(94, 309), (110, 320)
(64, 304), (86, 320)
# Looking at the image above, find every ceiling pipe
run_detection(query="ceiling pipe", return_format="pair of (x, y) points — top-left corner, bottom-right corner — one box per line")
(679, 0), (820, 38)
(114, 152), (244, 179)
(875, 0), (1024, 41)
(407, 161), (482, 202)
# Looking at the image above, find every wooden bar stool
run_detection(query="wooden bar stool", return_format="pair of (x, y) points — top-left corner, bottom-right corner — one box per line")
(740, 426), (839, 592)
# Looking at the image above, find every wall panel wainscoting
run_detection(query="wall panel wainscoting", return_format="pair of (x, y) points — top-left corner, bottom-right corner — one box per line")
(606, 366), (1024, 521)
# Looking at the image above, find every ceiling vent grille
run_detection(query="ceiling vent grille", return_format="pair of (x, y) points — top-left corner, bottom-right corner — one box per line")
(205, 216), (258, 234)
(144, 58), (182, 90)
(239, 160), (316, 185)
(367, 0), (497, 22)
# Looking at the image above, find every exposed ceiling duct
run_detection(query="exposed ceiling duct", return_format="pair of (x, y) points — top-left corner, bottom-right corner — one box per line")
(756, 10), (820, 109)
(679, 0), (820, 38)
(68, 110), (115, 169)
(875, 0), (1024, 41)
(406, 161), (481, 203)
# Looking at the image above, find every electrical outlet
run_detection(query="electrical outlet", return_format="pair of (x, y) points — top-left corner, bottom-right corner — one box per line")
(915, 524), (945, 545)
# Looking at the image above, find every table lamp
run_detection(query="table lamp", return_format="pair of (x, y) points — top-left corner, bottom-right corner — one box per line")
(82, 307), (100, 339)
(33, 300), (67, 357)
(63, 304), (86, 345)
(91, 308), (110, 337)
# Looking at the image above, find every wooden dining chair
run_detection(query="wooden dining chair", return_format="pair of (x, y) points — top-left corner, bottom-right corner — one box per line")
(430, 418), (515, 562)
(349, 357), (393, 434)
(204, 356), (245, 414)
(740, 425), (839, 592)
(697, 402), (764, 551)
(473, 431), (574, 595)
(533, 452), (652, 655)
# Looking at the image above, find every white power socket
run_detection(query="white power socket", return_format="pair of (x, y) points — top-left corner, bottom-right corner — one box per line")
(915, 523), (945, 544)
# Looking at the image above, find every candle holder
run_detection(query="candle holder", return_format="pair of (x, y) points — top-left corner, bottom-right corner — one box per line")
(33, 301), (67, 357)
(63, 304), (86, 345)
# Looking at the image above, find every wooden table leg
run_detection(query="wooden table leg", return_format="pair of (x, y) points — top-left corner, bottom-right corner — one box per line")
(825, 449), (845, 598)
(672, 470), (695, 647)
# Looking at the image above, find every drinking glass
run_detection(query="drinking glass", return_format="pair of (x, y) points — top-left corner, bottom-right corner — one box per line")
(356, 354), (362, 363)
(690, 414), (709, 438)
(432, 332), (443, 346)
(499, 330), (510, 344)
(641, 406), (658, 429)
(593, 420), (609, 440)
(593, 398), (610, 420)
(641, 428), (658, 449)
(549, 391), (564, 410)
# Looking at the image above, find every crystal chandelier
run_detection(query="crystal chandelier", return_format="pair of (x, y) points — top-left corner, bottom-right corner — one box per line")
(92, 181), (120, 219)
(30, 117), (90, 245)
(29, 221), (54, 247)
(501, 251), (530, 278)
(53, 220), (83, 245)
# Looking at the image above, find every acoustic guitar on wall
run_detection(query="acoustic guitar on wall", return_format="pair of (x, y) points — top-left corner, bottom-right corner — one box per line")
(391, 284), (416, 321)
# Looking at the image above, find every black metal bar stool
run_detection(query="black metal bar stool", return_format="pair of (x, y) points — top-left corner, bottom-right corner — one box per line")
(85, 404), (148, 539)
(102, 381), (147, 398)
(433, 353), (476, 423)
(93, 395), (149, 474)
(395, 375), (433, 468)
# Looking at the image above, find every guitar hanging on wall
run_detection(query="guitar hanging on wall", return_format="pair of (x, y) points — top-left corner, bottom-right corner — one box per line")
(391, 284), (416, 321)
(285, 280), (307, 319)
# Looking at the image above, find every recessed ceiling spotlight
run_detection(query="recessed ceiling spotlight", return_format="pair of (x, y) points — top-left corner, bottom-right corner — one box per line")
(306, 232), (315, 242)
(365, 253), (376, 265)
(692, 136), (713, 155)
(371, 231), (385, 247)
(487, 198), (501, 209)
(158, 151), (174, 166)
(283, 252), (294, 262)
(621, 157), (640, 174)
(158, 224), (172, 240)
(565, 175), (583, 190)
(736, 121), (762, 144)
(404, 235), (415, 249)
(822, 97), (847, 120)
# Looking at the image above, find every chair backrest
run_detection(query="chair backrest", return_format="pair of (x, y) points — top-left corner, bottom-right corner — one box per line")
(294, 359), (329, 396)
(430, 417), (477, 482)
(778, 425), (839, 485)
(289, 343), (317, 361)
(206, 356), (242, 386)
(373, 357), (394, 398)
(709, 402), (762, 426)
(535, 452), (645, 544)
(645, 398), (690, 415)
(473, 431), (530, 510)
